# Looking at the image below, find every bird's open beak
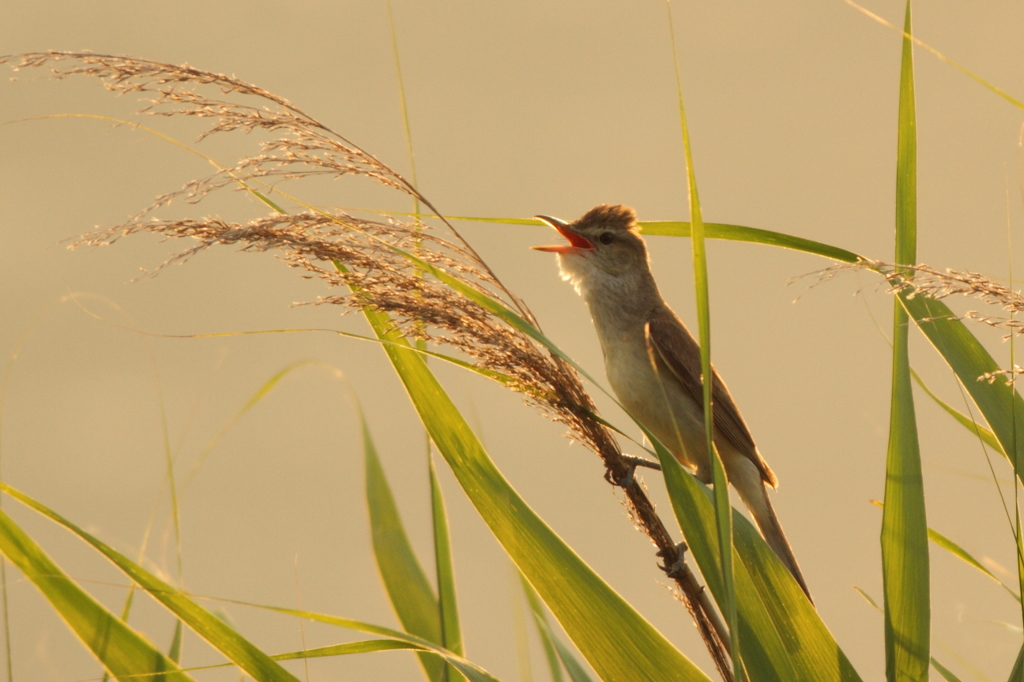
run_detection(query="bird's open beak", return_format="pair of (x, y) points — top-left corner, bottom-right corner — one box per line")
(531, 215), (594, 253)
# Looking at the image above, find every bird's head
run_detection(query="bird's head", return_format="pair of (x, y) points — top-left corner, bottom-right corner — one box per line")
(532, 204), (651, 296)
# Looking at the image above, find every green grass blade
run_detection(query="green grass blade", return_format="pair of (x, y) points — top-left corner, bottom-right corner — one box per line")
(843, 0), (1024, 114)
(103, 585), (140, 682)
(272, 639), (488, 682)
(859, 286), (1004, 462)
(0, 483), (302, 682)
(850, 588), (965, 681)
(354, 301), (709, 680)
(898, 293), (1024, 482)
(882, 5), (929, 681)
(663, 4), (739, 677)
(930, 657), (964, 682)
(0, 505), (194, 680)
(875, 497), (1020, 600)
(873, 498), (1020, 600)
(276, 639), (428, 658)
(362, 406), (445, 682)
(239, 603), (503, 682)
(928, 527), (998, 581)
(637, 221), (862, 263)
(911, 368), (1005, 458)
(386, 0), (419, 219)
(520, 571), (595, 682)
(854, 586), (882, 611)
(169, 619), (183, 662)
(1010, 216), (1024, 644)
(1017, 515), (1024, 680)
(427, 214), (863, 264)
(1007, 642), (1024, 682)
(430, 454), (463, 661)
(180, 639), (437, 675)
(549, 636), (595, 682)
(520, 574), (564, 682)
(184, 360), (339, 487)
(929, 528), (1019, 601)
(510, 568), (534, 682)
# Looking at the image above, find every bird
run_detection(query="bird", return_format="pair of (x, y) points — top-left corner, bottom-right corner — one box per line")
(532, 203), (810, 600)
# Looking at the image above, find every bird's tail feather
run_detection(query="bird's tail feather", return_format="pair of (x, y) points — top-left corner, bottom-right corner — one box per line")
(751, 488), (812, 602)
(732, 472), (813, 603)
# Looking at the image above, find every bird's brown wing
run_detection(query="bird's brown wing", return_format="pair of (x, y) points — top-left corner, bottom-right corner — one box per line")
(646, 313), (778, 487)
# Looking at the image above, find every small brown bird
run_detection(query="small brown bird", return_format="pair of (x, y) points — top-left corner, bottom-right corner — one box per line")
(533, 204), (810, 599)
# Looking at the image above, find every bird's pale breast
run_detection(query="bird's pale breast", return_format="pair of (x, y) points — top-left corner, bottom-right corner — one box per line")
(599, 325), (709, 475)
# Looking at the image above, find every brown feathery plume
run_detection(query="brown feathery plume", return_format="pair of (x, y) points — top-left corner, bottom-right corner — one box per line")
(4, 51), (734, 679)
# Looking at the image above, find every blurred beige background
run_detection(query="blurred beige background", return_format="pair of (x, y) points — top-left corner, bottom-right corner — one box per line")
(3, 1), (1024, 679)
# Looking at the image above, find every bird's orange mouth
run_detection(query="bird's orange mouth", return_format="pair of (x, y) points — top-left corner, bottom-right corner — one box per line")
(531, 215), (594, 253)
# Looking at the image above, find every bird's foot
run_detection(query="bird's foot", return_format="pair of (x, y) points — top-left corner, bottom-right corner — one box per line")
(612, 454), (662, 488)
(657, 542), (689, 579)
(623, 454), (662, 471)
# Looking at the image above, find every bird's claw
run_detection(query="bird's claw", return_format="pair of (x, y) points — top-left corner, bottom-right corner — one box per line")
(657, 542), (689, 579)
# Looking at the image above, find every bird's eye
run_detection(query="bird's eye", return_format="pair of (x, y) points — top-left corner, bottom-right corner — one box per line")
(599, 232), (614, 245)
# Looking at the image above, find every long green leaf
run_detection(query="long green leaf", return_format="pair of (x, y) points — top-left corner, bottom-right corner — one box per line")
(430, 453), (463, 661)
(441, 214), (863, 263)
(910, 367), (1005, 458)
(873, 499), (1020, 600)
(637, 221), (862, 263)
(900, 293), (1024, 483)
(929, 528), (1019, 601)
(929, 655), (963, 681)
(863, 290), (1005, 460)
(386, 0), (419, 213)
(663, 3), (739, 677)
(520, 572), (593, 682)
(187, 638), (435, 673)
(0, 483), (301, 682)
(850, 588), (963, 681)
(520, 572), (563, 682)
(896, 290), (1024, 640)
(882, 4), (929, 680)
(184, 359), (345, 488)
(275, 639), (425, 659)
(0, 506), (194, 680)
(362, 406), (445, 682)
(169, 619), (183, 662)
(1007, 642), (1023, 682)
(842, 0), (1024, 115)
(239, 602), (502, 682)
(354, 300), (709, 680)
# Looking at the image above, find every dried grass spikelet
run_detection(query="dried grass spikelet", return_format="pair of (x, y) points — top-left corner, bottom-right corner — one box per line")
(825, 258), (1024, 378)
(871, 261), (1024, 334)
(5, 51), (627, 466)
